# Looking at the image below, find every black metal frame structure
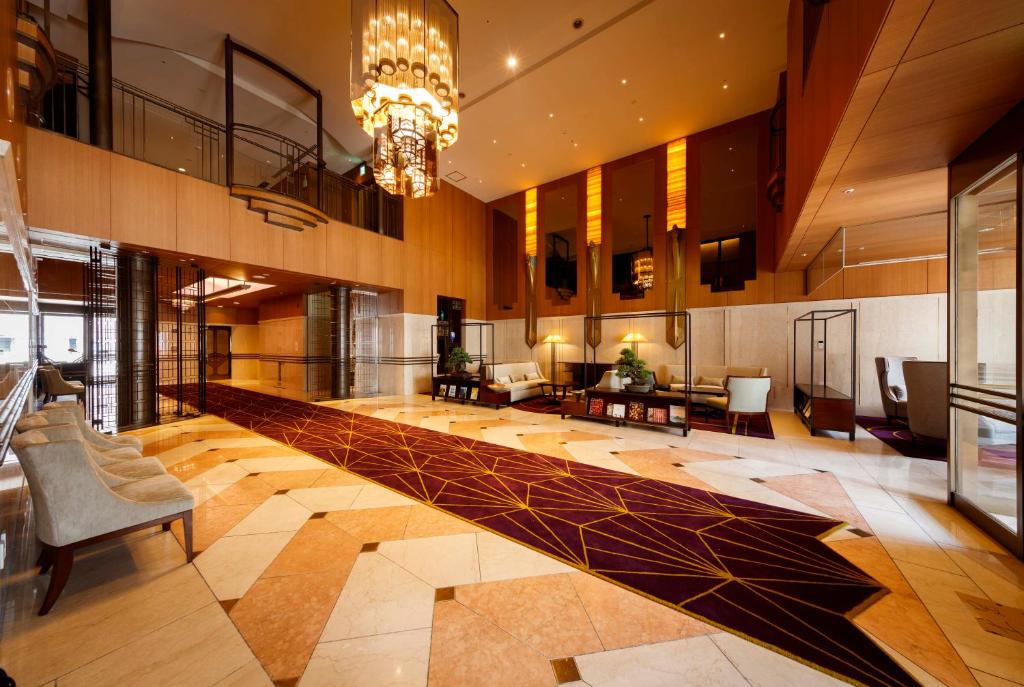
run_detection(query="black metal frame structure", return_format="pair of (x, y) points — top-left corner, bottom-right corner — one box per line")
(84, 246), (118, 432)
(430, 322), (495, 377)
(792, 308), (857, 438)
(156, 262), (205, 423)
(116, 253), (158, 430)
(582, 310), (692, 436)
(225, 36), (324, 210)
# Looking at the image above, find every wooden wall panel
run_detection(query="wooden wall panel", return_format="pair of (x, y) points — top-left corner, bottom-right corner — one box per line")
(258, 293), (305, 321)
(379, 236), (405, 290)
(281, 221), (327, 276)
(228, 196), (284, 269)
(110, 154), (176, 251)
(27, 129), (111, 238)
(324, 221), (357, 281)
(927, 257), (948, 293)
(37, 258), (83, 299)
(176, 175), (230, 260)
(207, 306), (258, 325)
(843, 261), (929, 298)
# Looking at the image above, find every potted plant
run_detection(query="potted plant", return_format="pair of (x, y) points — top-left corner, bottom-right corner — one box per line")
(616, 347), (654, 393)
(446, 346), (474, 378)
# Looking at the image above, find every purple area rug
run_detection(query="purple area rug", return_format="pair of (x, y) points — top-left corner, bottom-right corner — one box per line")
(856, 416), (946, 461)
(181, 383), (918, 687)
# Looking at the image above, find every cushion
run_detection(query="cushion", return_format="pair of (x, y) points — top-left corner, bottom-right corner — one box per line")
(496, 375), (512, 385)
(670, 375), (686, 384)
(699, 376), (724, 388)
(15, 415), (50, 432)
(525, 372), (541, 381)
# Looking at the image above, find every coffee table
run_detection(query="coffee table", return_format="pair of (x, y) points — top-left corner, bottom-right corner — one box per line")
(540, 382), (572, 400)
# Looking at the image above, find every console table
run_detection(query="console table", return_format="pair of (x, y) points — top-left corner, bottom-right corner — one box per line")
(570, 388), (690, 436)
(430, 376), (510, 409)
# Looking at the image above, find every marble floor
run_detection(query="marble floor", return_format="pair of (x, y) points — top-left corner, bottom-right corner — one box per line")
(1, 389), (1022, 687)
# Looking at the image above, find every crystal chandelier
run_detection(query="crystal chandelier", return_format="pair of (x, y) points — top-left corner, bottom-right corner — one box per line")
(632, 214), (654, 291)
(351, 0), (459, 199)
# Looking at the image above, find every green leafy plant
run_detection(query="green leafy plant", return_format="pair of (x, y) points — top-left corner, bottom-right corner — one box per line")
(615, 347), (651, 384)
(446, 346), (474, 374)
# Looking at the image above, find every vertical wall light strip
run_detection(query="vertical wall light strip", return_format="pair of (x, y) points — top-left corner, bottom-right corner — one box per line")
(524, 187), (538, 256)
(666, 138), (686, 231)
(586, 166), (602, 244)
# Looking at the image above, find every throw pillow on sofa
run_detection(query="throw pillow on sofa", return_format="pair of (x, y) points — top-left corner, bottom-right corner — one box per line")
(699, 376), (724, 387)
(496, 375), (512, 385)
(670, 374), (686, 384)
(525, 372), (540, 381)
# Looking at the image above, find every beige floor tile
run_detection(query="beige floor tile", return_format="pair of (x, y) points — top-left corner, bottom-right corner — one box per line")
(404, 504), (482, 538)
(57, 603), (254, 687)
(286, 485), (365, 512)
(262, 518), (362, 579)
(476, 531), (575, 582)
(321, 552), (435, 641)
(213, 658), (274, 686)
(576, 635), (748, 687)
(235, 455), (329, 472)
(194, 531), (296, 600)
(428, 601), (554, 687)
(568, 572), (713, 650)
(225, 494), (312, 536)
(301, 628), (431, 687)
(455, 573), (602, 658)
(349, 483), (419, 509)
(326, 505), (414, 542)
(378, 533), (480, 588)
(710, 632), (847, 686)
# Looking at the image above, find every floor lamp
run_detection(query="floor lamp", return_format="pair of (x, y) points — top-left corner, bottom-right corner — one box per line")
(542, 334), (564, 382)
(621, 331), (645, 355)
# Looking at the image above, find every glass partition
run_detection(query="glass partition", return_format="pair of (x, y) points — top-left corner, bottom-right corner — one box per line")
(950, 154), (1021, 554)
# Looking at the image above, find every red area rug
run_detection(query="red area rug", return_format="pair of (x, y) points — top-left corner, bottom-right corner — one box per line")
(191, 384), (916, 687)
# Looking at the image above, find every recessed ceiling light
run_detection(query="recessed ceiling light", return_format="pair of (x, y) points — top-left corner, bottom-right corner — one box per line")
(506, 55), (518, 68)
(858, 246), (865, 250)
(521, 162), (526, 167)
(722, 82), (729, 90)
(233, 301), (240, 305)
(548, 112), (554, 118)
(253, 275), (266, 279)
(719, 32), (725, 39)
(801, 253), (808, 257)
(478, 179), (483, 183)
(573, 142), (578, 147)
(843, 187), (856, 194)
(492, 139), (497, 144)
(177, 167), (187, 173)
(638, 116), (644, 122)
(730, 168), (735, 172)
(217, 305), (223, 308)
(978, 226), (995, 233)
(620, 78), (627, 85)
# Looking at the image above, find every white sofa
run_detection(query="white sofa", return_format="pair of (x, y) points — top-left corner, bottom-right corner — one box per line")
(662, 364), (768, 395)
(484, 361), (548, 402)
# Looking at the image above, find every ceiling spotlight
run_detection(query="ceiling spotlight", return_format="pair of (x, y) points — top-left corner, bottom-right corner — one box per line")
(492, 139), (497, 144)
(978, 226), (995, 233)
(548, 113), (554, 118)
(722, 82), (729, 90)
(639, 116), (645, 122)
(573, 142), (578, 147)
(176, 167), (187, 173)
(233, 301), (240, 305)
(801, 253), (808, 257)
(506, 55), (518, 69)
(719, 32), (725, 39)
(843, 187), (856, 194)
(521, 162), (526, 167)
(620, 78), (627, 85)
(253, 275), (267, 279)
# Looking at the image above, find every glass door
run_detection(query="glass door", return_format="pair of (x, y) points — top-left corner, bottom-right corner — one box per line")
(949, 155), (1022, 557)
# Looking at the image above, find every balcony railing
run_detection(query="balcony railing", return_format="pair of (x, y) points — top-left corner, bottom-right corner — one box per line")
(33, 54), (402, 238)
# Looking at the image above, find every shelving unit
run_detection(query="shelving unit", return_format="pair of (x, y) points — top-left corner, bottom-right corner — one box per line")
(793, 309), (857, 440)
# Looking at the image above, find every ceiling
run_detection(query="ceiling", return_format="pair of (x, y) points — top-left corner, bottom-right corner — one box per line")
(31, 0), (787, 202)
(780, 0), (1024, 272)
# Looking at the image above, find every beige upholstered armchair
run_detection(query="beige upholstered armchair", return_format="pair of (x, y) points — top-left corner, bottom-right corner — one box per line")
(903, 361), (949, 443)
(875, 356), (915, 422)
(38, 366), (85, 403)
(10, 429), (194, 615)
(43, 400), (144, 451)
(705, 376), (772, 433)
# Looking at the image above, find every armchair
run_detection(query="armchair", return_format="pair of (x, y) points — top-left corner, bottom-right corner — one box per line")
(43, 400), (144, 451)
(705, 376), (772, 434)
(903, 361), (949, 443)
(10, 430), (194, 615)
(875, 357), (915, 422)
(38, 366), (85, 404)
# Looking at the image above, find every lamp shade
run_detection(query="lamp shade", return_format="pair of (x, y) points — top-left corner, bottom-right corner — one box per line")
(542, 334), (564, 344)
(621, 332), (646, 344)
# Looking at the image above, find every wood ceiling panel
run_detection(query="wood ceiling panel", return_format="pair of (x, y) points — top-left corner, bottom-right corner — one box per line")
(902, 0), (1024, 61)
(843, 212), (947, 264)
(861, 23), (1024, 138)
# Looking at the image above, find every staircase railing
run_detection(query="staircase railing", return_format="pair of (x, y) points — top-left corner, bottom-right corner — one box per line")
(32, 53), (401, 238)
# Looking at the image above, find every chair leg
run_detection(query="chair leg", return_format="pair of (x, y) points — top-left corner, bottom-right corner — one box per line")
(39, 546), (74, 616)
(37, 545), (54, 575)
(181, 511), (194, 563)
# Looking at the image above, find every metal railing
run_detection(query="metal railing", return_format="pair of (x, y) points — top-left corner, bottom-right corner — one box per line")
(33, 54), (402, 238)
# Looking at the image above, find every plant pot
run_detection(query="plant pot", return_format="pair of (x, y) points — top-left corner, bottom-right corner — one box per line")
(450, 370), (472, 379)
(625, 383), (653, 393)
